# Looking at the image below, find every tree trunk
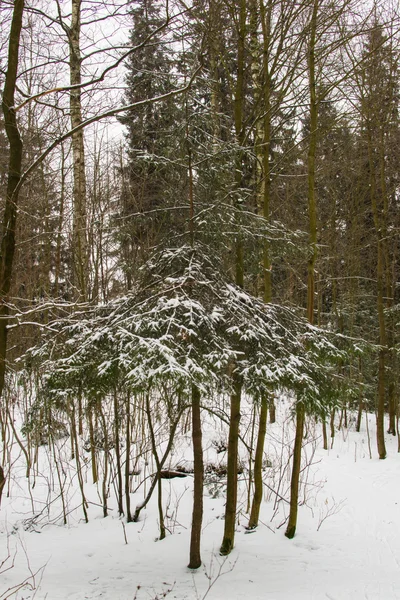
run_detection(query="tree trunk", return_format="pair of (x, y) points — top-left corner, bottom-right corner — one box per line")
(0, 466), (5, 508)
(99, 407), (109, 517)
(220, 376), (241, 555)
(269, 399), (276, 424)
(132, 405), (187, 523)
(219, 0), (246, 557)
(248, 396), (267, 529)
(70, 402), (88, 523)
(322, 420), (328, 450)
(0, 0), (24, 410)
(377, 347), (387, 459)
(145, 394), (165, 540)
(114, 388), (124, 516)
(285, 402), (305, 539)
(88, 405), (98, 484)
(330, 409), (336, 449)
(286, 0), (318, 540)
(188, 385), (203, 569)
(68, 0), (88, 300)
(125, 394), (132, 522)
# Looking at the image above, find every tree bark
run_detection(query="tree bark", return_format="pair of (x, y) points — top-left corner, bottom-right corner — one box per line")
(285, 401), (305, 539)
(219, 0), (246, 556)
(286, 0), (319, 540)
(248, 395), (267, 529)
(68, 0), (88, 300)
(114, 388), (124, 516)
(220, 376), (241, 555)
(125, 394), (132, 522)
(188, 385), (203, 569)
(0, 0), (25, 409)
(0, 466), (5, 508)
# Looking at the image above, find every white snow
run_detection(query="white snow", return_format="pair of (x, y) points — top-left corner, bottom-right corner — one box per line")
(2, 405), (400, 600)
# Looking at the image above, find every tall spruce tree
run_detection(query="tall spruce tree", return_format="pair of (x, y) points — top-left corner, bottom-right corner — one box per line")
(356, 23), (400, 454)
(117, 0), (183, 288)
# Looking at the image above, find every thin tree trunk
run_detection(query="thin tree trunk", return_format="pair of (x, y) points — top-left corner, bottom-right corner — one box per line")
(330, 409), (336, 449)
(125, 394), (132, 522)
(377, 347), (386, 458)
(219, 0), (246, 557)
(133, 404), (188, 523)
(78, 388), (83, 436)
(285, 402), (305, 539)
(322, 421), (328, 450)
(0, 466), (5, 508)
(388, 381), (396, 436)
(356, 357), (363, 433)
(68, 0), (88, 300)
(246, 403), (256, 513)
(246, 0), (272, 534)
(248, 396), (267, 529)
(188, 385), (203, 569)
(99, 406), (109, 517)
(220, 376), (241, 556)
(54, 143), (66, 296)
(146, 394), (165, 540)
(70, 402), (88, 523)
(269, 399), (276, 424)
(286, 0), (318, 540)
(0, 0), (25, 411)
(366, 120), (387, 458)
(114, 388), (124, 516)
(88, 405), (98, 484)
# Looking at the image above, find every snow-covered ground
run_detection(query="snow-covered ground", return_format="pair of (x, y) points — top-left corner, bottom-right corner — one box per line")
(2, 405), (400, 600)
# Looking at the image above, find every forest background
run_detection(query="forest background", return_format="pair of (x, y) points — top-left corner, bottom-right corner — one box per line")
(0, 0), (400, 580)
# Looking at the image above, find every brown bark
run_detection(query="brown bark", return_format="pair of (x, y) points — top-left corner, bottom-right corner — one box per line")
(145, 394), (165, 540)
(367, 130), (387, 459)
(0, 466), (5, 508)
(248, 396), (267, 529)
(306, 0), (318, 327)
(220, 376), (241, 555)
(0, 0), (25, 407)
(188, 385), (203, 569)
(246, 0), (273, 530)
(285, 402), (305, 539)
(220, 0), (246, 556)
(322, 421), (328, 450)
(68, 0), (88, 300)
(88, 405), (98, 484)
(286, 0), (318, 540)
(99, 407), (109, 518)
(114, 388), (124, 516)
(125, 394), (132, 522)
(70, 402), (88, 523)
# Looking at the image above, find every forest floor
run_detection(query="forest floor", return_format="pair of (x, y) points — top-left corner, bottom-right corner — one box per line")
(2, 402), (400, 600)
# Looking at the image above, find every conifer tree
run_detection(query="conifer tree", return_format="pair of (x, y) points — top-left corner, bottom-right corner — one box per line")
(356, 22), (400, 454)
(118, 0), (182, 288)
